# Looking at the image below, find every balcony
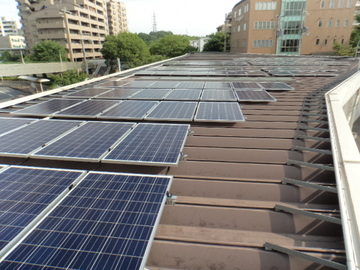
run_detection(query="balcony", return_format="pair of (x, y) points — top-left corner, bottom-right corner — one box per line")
(37, 21), (66, 29)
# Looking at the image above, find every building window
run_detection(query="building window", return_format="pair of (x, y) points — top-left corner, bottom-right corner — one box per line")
(238, 25), (241, 32)
(234, 11), (237, 17)
(321, 0), (326, 8)
(283, 21), (302, 34)
(253, 39), (273, 47)
(284, 1), (306, 16)
(333, 39), (337, 44)
(255, 21), (275, 29)
(280, 39), (300, 52)
(244, 23), (247, 31)
(339, 0), (344, 7)
(318, 20), (323, 27)
(239, 8), (242, 16)
(329, 0), (335, 7)
(336, 20), (340, 27)
(345, 20), (349, 26)
(347, 0), (353, 7)
(245, 4), (249, 12)
(341, 38), (345, 44)
(316, 39), (321, 45)
(325, 39), (328, 45)
(328, 20), (332, 27)
(255, 2), (276, 10)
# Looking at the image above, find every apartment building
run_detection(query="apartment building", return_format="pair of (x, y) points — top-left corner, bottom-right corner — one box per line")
(231, 0), (356, 55)
(0, 17), (21, 36)
(16, 0), (110, 62)
(106, 0), (128, 35)
(0, 35), (26, 49)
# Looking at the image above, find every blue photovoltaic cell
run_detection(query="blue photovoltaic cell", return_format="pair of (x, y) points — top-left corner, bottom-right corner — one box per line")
(96, 80), (129, 87)
(0, 120), (81, 157)
(194, 102), (245, 122)
(11, 99), (83, 116)
(164, 90), (202, 101)
(96, 88), (142, 99)
(232, 82), (262, 90)
(201, 90), (237, 101)
(122, 81), (156, 88)
(235, 90), (277, 102)
(54, 100), (119, 118)
(129, 89), (171, 100)
(148, 81), (180, 89)
(1, 172), (172, 270)
(98, 101), (158, 120)
(104, 123), (190, 166)
(0, 118), (36, 135)
(64, 88), (113, 98)
(32, 122), (135, 161)
(203, 82), (233, 89)
(145, 101), (197, 121)
(0, 166), (84, 251)
(174, 81), (205, 89)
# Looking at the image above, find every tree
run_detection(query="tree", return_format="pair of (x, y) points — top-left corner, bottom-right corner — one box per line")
(0, 51), (13, 62)
(101, 32), (150, 69)
(203, 32), (230, 52)
(30, 40), (68, 62)
(149, 35), (197, 58)
(333, 41), (355, 56)
(138, 31), (173, 45)
(48, 70), (87, 87)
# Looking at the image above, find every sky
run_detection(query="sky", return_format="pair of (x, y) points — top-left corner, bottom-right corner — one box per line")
(0, 0), (237, 36)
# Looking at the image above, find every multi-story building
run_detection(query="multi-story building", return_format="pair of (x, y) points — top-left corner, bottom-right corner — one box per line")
(0, 35), (26, 49)
(16, 0), (109, 62)
(106, 0), (128, 35)
(231, 0), (356, 55)
(0, 17), (21, 36)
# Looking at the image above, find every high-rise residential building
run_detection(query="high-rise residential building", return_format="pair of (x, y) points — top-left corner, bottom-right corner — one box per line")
(230, 0), (356, 55)
(0, 17), (21, 36)
(0, 35), (26, 49)
(106, 0), (128, 35)
(16, 0), (109, 62)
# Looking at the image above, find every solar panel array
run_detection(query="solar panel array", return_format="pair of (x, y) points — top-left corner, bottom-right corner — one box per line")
(0, 166), (172, 270)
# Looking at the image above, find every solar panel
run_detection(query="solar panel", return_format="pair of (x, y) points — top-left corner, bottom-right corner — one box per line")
(63, 88), (113, 98)
(235, 90), (277, 102)
(194, 102), (245, 123)
(11, 99), (83, 117)
(175, 81), (205, 89)
(129, 89), (171, 100)
(98, 101), (158, 120)
(96, 80), (129, 87)
(164, 90), (202, 101)
(54, 100), (119, 118)
(148, 81), (180, 89)
(0, 166), (85, 251)
(32, 122), (135, 162)
(103, 123), (190, 166)
(201, 90), (237, 101)
(0, 120), (81, 158)
(232, 82), (263, 90)
(123, 81), (156, 88)
(145, 101), (197, 121)
(96, 88), (142, 99)
(259, 82), (294, 91)
(203, 82), (232, 89)
(0, 171), (172, 270)
(0, 118), (36, 135)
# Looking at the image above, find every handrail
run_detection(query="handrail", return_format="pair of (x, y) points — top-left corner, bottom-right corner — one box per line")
(326, 70), (360, 270)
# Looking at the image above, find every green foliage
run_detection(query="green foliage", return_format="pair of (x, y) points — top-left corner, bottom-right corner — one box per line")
(332, 42), (355, 56)
(138, 31), (174, 45)
(101, 32), (150, 69)
(0, 51), (13, 62)
(203, 32), (230, 52)
(48, 70), (87, 87)
(149, 35), (197, 57)
(29, 40), (68, 62)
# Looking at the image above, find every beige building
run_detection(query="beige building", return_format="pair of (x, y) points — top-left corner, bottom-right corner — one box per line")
(106, 0), (128, 35)
(16, 0), (110, 62)
(231, 0), (356, 55)
(0, 35), (26, 49)
(0, 17), (21, 37)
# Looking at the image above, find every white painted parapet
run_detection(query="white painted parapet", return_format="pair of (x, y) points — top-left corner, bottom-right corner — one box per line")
(326, 71), (360, 270)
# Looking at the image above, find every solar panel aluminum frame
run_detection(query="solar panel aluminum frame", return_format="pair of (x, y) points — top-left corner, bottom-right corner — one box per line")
(0, 165), (87, 261)
(235, 90), (277, 103)
(0, 120), (84, 158)
(144, 102), (198, 122)
(102, 123), (191, 167)
(193, 102), (246, 123)
(30, 122), (136, 163)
